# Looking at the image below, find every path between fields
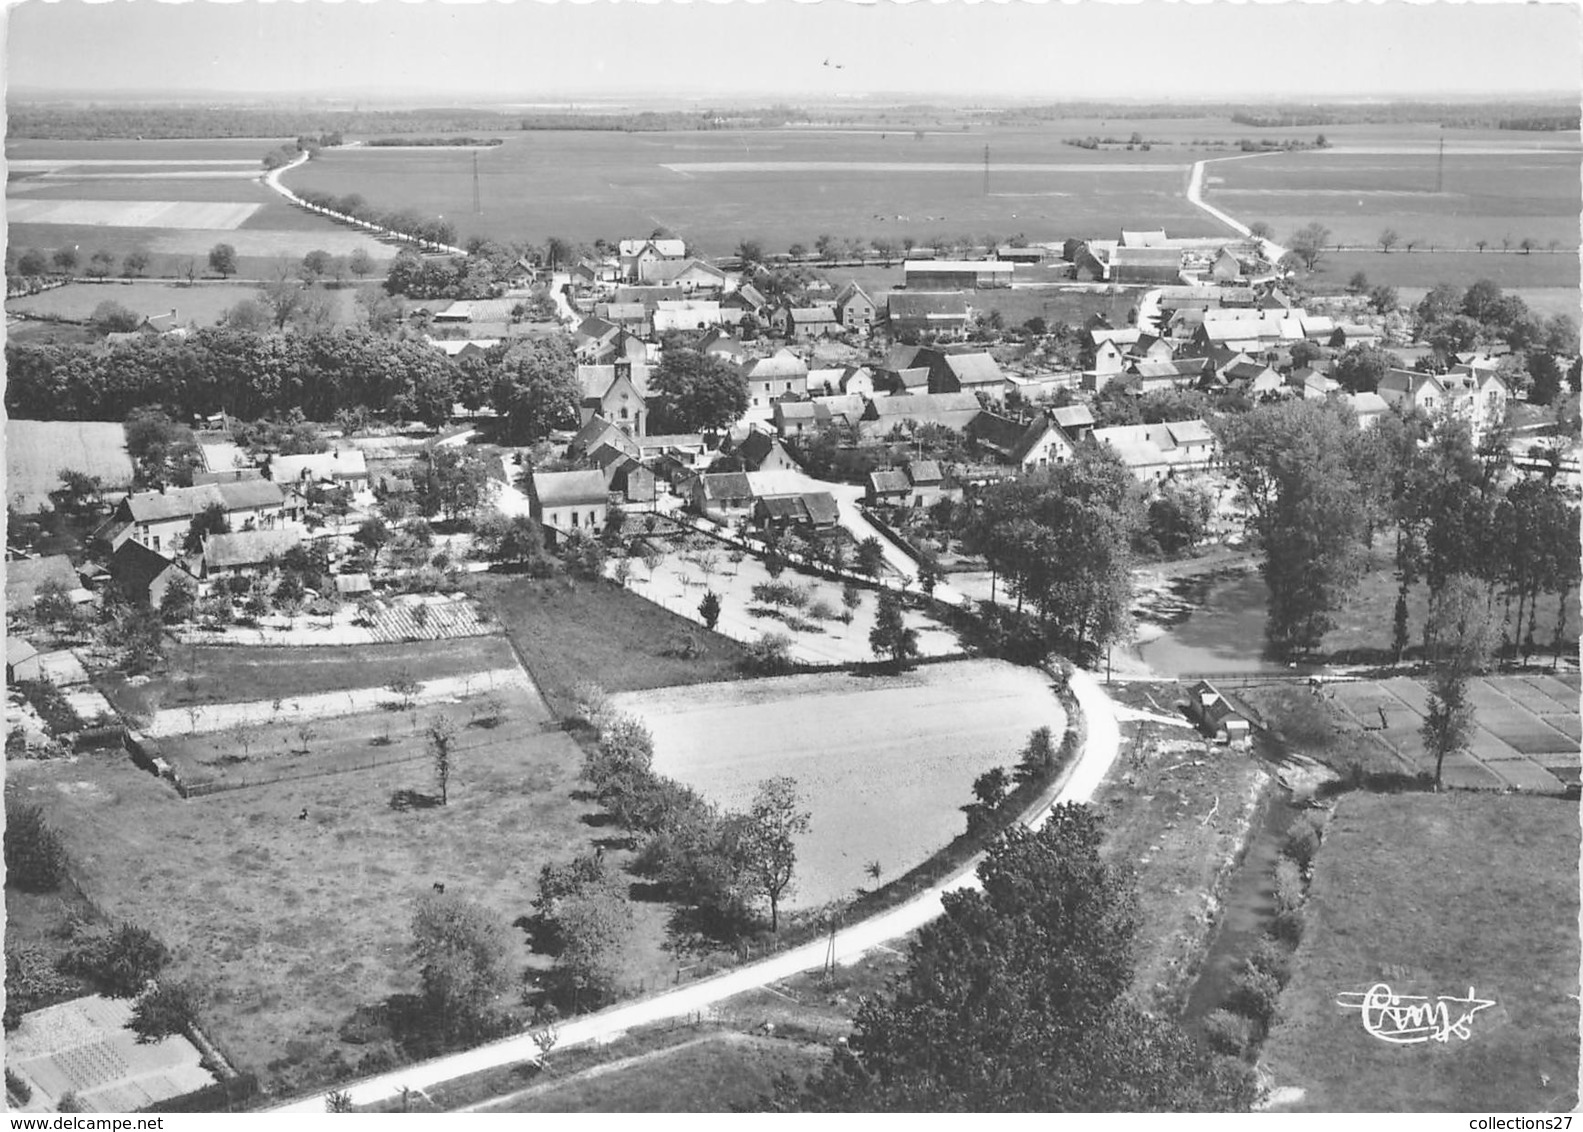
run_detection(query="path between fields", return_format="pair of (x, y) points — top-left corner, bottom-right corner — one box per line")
(268, 667), (1123, 1113)
(142, 667), (532, 738)
(1185, 153), (1290, 265)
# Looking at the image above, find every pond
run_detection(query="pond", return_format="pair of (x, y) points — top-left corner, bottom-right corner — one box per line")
(1137, 570), (1319, 678)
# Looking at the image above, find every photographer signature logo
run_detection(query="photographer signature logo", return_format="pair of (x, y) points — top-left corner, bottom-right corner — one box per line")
(1336, 983), (1496, 1044)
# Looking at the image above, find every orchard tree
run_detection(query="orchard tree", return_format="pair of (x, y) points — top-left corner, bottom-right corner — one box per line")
(1378, 228), (1399, 254)
(1286, 221), (1332, 271)
(53, 246), (80, 276)
(1420, 573), (1498, 788)
(410, 892), (511, 1041)
(428, 712), (458, 805)
(869, 591), (919, 667)
(122, 249), (150, 278)
(87, 249), (116, 279)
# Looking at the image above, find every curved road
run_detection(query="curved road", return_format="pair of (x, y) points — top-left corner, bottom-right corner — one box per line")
(1185, 153), (1289, 266)
(269, 667), (1123, 1113)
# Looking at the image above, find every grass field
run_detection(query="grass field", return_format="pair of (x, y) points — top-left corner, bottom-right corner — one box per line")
(5, 279), (375, 330)
(1260, 792), (1579, 1112)
(5, 418), (135, 513)
(610, 659), (1066, 910)
(1308, 250), (1579, 293)
(102, 637), (521, 721)
(473, 572), (753, 718)
(484, 1033), (824, 1112)
(1207, 148), (1579, 252)
(4, 693), (682, 1099)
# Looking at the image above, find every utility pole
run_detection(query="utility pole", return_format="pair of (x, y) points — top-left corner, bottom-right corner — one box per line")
(983, 144), (990, 198)
(472, 152), (482, 215)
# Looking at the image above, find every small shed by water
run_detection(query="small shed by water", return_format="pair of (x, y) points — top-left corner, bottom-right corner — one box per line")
(1186, 679), (1252, 745)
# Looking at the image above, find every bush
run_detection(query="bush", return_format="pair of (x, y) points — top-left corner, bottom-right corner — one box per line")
(1227, 962), (1282, 1028)
(1272, 906), (1306, 946)
(805, 599), (838, 622)
(1201, 1009), (1254, 1058)
(750, 581), (808, 609)
(63, 921), (169, 997)
(5, 944), (74, 1029)
(570, 681), (610, 729)
(15, 678), (85, 737)
(1283, 823), (1320, 870)
(129, 979), (203, 1043)
(4, 801), (70, 892)
(1246, 937), (1293, 987)
(742, 632), (794, 675)
(1273, 856), (1304, 915)
(6, 1068), (31, 1104)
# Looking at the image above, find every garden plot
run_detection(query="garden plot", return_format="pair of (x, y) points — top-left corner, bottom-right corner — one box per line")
(611, 659), (1066, 910)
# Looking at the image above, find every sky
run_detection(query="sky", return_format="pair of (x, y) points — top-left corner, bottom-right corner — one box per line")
(5, 0), (1580, 103)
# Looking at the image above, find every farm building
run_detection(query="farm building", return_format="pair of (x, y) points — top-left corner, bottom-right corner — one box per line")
(1186, 680), (1252, 744)
(646, 258), (728, 293)
(1119, 229), (1171, 248)
(1126, 358), (1211, 394)
(921, 349), (1008, 399)
(769, 304), (840, 340)
(969, 412), (1076, 472)
(594, 301), (650, 335)
(618, 238), (688, 283)
(1329, 323), (1383, 349)
(722, 284), (768, 316)
(728, 430), (802, 473)
(995, 245), (1047, 263)
(107, 480), (295, 556)
(527, 469), (610, 535)
(1347, 391), (1391, 428)
(903, 260), (1013, 289)
(1110, 247), (1185, 285)
(752, 491), (840, 532)
(864, 461), (950, 508)
(269, 448), (370, 493)
(7, 638), (42, 684)
(6, 420), (135, 514)
(576, 361), (651, 436)
(886, 291), (971, 336)
(1092, 419), (1216, 481)
(860, 392), (983, 438)
(106, 540), (194, 608)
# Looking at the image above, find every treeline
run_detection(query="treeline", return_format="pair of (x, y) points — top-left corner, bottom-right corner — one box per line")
(1496, 114), (1580, 132)
(4, 329), (583, 441)
(7, 105), (520, 139)
(292, 186), (459, 249)
(1231, 111), (1337, 128)
(364, 136), (504, 147)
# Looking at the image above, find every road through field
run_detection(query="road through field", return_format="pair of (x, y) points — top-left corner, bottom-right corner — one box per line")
(268, 666), (1123, 1113)
(1186, 152), (1289, 265)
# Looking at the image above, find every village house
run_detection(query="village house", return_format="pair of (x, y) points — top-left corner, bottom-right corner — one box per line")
(527, 469), (610, 535)
(887, 291), (971, 338)
(1329, 322), (1383, 349)
(594, 301), (650, 336)
(865, 460), (950, 509)
(902, 259), (1014, 289)
(995, 245), (1047, 264)
(1092, 419), (1217, 482)
(105, 540), (195, 608)
(699, 327), (748, 364)
(833, 281), (877, 333)
(1110, 247), (1185, 285)
(107, 480), (295, 555)
(1222, 359), (1284, 398)
(570, 416), (641, 464)
(576, 360), (650, 436)
(618, 238), (688, 284)
(690, 471), (756, 522)
(6, 638), (41, 684)
(1348, 391), (1391, 429)
(1376, 367), (1509, 439)
(645, 258), (728, 294)
(1124, 358), (1211, 395)
(725, 430), (801, 473)
(1128, 333), (1176, 364)
(721, 283), (768, 319)
(770, 303), (840, 340)
(753, 491), (840, 533)
(740, 349), (810, 413)
(920, 349), (1008, 399)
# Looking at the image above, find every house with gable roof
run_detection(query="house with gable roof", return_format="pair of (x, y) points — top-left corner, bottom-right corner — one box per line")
(527, 469), (610, 535)
(886, 291), (970, 337)
(922, 349), (1008, 399)
(576, 360), (650, 436)
(740, 348), (810, 413)
(107, 479), (295, 556)
(833, 281), (877, 333)
(769, 303), (840, 340)
(618, 238), (688, 283)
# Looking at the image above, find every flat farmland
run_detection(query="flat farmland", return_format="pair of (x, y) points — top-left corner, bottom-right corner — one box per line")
(1261, 792), (1579, 1112)
(6, 419), (134, 512)
(610, 659), (1066, 910)
(285, 128), (1221, 253)
(1206, 148), (1580, 252)
(4, 697), (679, 1099)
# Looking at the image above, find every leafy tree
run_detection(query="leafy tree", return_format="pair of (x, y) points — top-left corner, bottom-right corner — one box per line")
(410, 892), (511, 1040)
(547, 885), (633, 1012)
(736, 238), (765, 266)
(1347, 271), (1370, 294)
(129, 979), (203, 1043)
(90, 301), (141, 334)
(17, 248), (49, 276)
(1145, 481), (1213, 556)
(158, 580), (197, 626)
(124, 408), (201, 489)
(766, 806), (1253, 1112)
(258, 266), (305, 330)
(428, 712), (458, 805)
(962, 766), (1010, 832)
(1367, 284), (1399, 316)
(348, 246), (375, 280)
(53, 246), (80, 275)
(648, 348), (750, 435)
(1415, 282), (1465, 330)
(1286, 221), (1331, 271)
(869, 591), (919, 667)
(1216, 400), (1366, 659)
(219, 298), (272, 333)
(181, 501), (232, 556)
(300, 249), (333, 283)
(1421, 573), (1498, 788)
(63, 921), (168, 997)
(473, 510), (547, 570)
(1331, 344), (1396, 393)
(738, 776), (811, 932)
(4, 801), (69, 892)
(491, 337), (581, 442)
(122, 249), (150, 278)
(1461, 278), (1505, 322)
(87, 249), (116, 280)
(1248, 221), (1273, 242)
(207, 243), (238, 278)
(1377, 228), (1399, 254)
(1012, 725), (1060, 786)
(416, 446), (489, 523)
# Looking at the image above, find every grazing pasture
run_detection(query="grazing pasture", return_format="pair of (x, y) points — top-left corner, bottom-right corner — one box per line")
(1311, 250), (1579, 293)
(1260, 792), (1579, 1113)
(6, 279), (375, 331)
(611, 659), (1068, 910)
(4, 698), (677, 1099)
